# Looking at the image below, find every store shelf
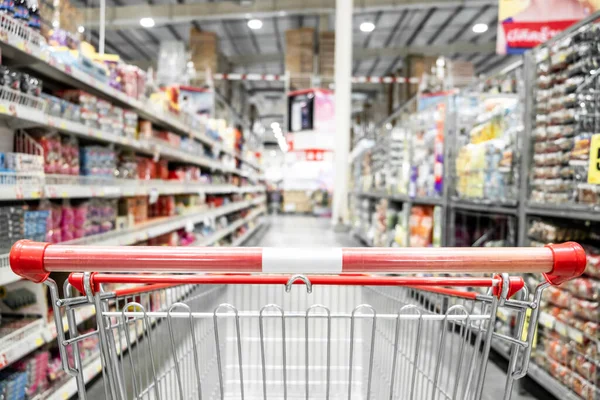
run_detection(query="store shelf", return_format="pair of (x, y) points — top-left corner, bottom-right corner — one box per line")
(0, 197), (266, 285)
(0, 173), (265, 200)
(65, 196), (265, 246)
(194, 207), (266, 246)
(537, 311), (591, 344)
(231, 219), (265, 246)
(41, 355), (102, 400)
(451, 199), (518, 215)
(353, 191), (445, 207)
(526, 202), (600, 222)
(0, 97), (258, 177)
(0, 34), (260, 175)
(352, 190), (392, 199)
(489, 315), (592, 400)
(0, 30), (214, 146)
(0, 307), (96, 372)
(527, 362), (584, 400)
(412, 196), (443, 206)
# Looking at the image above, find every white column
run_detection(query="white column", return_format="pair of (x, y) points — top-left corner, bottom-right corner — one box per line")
(99, 0), (106, 54)
(331, 0), (353, 227)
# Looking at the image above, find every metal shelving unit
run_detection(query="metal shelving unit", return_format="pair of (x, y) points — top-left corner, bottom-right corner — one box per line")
(0, 14), (269, 389)
(0, 23), (260, 171)
(350, 13), (600, 400)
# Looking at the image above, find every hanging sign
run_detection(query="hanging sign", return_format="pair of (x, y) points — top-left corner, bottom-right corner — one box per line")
(587, 134), (600, 184)
(497, 0), (598, 55)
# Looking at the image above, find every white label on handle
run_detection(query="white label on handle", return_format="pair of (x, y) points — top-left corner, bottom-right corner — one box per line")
(262, 248), (343, 273)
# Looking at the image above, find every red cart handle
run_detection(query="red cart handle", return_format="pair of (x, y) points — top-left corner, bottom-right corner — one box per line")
(10, 240), (586, 286)
(68, 273), (524, 300)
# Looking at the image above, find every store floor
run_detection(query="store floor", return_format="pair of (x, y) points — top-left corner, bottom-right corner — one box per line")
(86, 215), (549, 400)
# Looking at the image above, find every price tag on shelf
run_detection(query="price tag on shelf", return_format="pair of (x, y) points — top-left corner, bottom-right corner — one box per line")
(538, 311), (554, 329)
(0, 104), (7, 114)
(554, 320), (568, 336)
(46, 186), (57, 198)
(587, 133), (600, 184)
(15, 186), (23, 199)
(567, 327), (584, 344)
(148, 188), (159, 205)
(64, 65), (72, 75)
(185, 220), (194, 233)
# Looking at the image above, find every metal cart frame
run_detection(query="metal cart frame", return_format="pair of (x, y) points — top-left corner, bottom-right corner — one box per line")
(9, 240), (586, 400)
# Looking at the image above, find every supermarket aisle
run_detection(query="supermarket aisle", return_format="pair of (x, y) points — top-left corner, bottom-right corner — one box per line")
(246, 213), (362, 247)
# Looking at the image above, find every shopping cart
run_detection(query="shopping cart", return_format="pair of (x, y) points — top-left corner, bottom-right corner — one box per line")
(9, 241), (587, 400)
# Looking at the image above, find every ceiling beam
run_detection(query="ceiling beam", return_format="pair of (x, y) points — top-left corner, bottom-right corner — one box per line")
(447, 5), (491, 43)
(406, 8), (437, 46)
(130, 41), (495, 70)
(229, 41), (496, 65)
(427, 6), (463, 45)
(82, 0), (497, 29)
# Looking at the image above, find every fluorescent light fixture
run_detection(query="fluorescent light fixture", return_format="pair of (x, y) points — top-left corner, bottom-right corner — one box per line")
(385, 123), (393, 130)
(472, 23), (488, 33)
(248, 19), (263, 30)
(77, 25), (85, 33)
(274, 131), (283, 139)
(140, 17), (155, 28)
(360, 22), (375, 33)
(270, 122), (280, 129)
(436, 57), (445, 67)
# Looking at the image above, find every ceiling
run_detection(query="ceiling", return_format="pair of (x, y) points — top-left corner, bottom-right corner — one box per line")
(74, 0), (515, 126)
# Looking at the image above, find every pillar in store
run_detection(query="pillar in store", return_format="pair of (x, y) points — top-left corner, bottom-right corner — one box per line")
(331, 0), (353, 228)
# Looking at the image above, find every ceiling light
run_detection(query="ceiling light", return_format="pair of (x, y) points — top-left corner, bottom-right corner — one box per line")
(472, 23), (488, 33)
(360, 22), (375, 33)
(140, 17), (155, 28)
(248, 19), (263, 30)
(187, 61), (194, 68)
(271, 122), (280, 129)
(77, 25), (85, 33)
(436, 57), (445, 67)
(52, 20), (59, 28)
